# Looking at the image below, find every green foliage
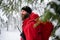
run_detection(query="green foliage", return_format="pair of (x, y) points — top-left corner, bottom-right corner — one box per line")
(58, 0), (60, 1)
(0, 0), (3, 5)
(0, 0), (60, 39)
(46, 1), (60, 39)
(0, 0), (21, 14)
(48, 1), (60, 15)
(0, 0), (44, 14)
(41, 0), (44, 3)
(27, 0), (33, 3)
(41, 10), (53, 22)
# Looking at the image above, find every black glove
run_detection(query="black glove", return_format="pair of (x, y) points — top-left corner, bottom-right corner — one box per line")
(20, 32), (26, 40)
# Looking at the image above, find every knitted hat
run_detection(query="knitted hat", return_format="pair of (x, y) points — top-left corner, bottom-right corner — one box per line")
(21, 6), (32, 14)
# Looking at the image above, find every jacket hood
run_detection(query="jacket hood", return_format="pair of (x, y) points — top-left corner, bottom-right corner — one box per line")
(29, 12), (39, 20)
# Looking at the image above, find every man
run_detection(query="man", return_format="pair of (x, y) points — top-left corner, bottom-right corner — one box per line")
(20, 6), (53, 40)
(20, 6), (42, 40)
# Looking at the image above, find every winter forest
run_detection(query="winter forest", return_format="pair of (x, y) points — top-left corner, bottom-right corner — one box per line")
(0, 0), (60, 40)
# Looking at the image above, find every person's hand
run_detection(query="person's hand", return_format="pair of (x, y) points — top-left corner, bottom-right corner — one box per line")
(33, 17), (42, 28)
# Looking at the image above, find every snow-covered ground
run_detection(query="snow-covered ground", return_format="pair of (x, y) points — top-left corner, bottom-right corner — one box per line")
(0, 28), (20, 40)
(0, 28), (53, 40)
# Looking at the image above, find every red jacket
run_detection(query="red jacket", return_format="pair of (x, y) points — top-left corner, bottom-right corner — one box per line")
(21, 12), (53, 40)
(41, 21), (53, 40)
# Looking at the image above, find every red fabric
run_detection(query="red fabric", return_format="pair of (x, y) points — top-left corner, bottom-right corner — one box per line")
(24, 21), (43, 40)
(29, 12), (39, 19)
(42, 21), (53, 40)
(21, 12), (53, 40)
(22, 12), (42, 40)
(22, 12), (39, 31)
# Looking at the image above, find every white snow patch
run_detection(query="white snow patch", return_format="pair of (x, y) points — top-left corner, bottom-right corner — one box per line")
(0, 29), (20, 40)
(55, 27), (60, 38)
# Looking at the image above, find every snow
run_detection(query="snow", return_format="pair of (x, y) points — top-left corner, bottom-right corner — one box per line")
(55, 27), (60, 38)
(49, 37), (52, 40)
(52, 0), (60, 5)
(0, 29), (20, 40)
(0, 8), (22, 40)
(0, 9), (8, 22)
(52, 20), (58, 27)
(0, 0), (60, 40)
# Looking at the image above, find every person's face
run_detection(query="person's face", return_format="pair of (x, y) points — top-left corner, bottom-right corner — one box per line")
(21, 10), (29, 20)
